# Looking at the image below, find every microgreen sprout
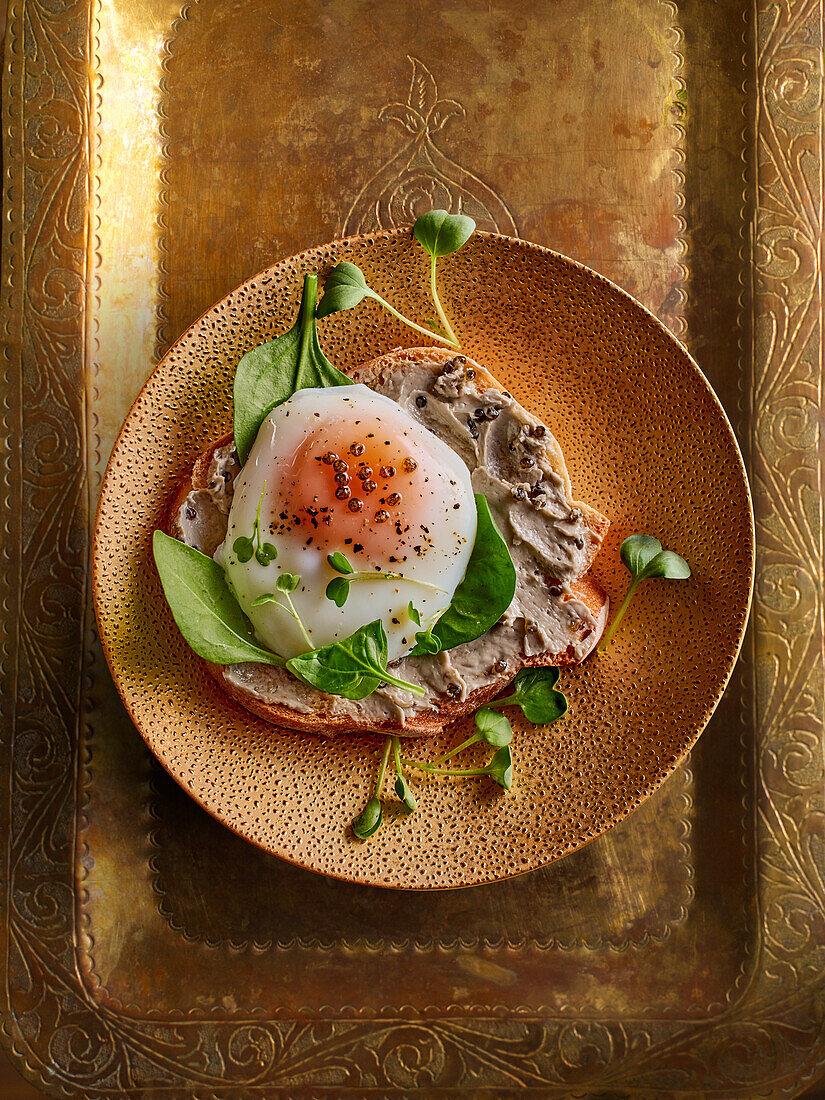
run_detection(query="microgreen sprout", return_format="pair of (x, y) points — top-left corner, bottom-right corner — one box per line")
(413, 209), (476, 348)
(233, 484), (277, 566)
(426, 708), (513, 769)
(252, 572), (313, 651)
(317, 261), (458, 348)
(393, 737), (417, 812)
(488, 667), (568, 724)
(401, 741), (514, 791)
(352, 736), (392, 840)
(324, 551), (448, 608)
(598, 534), (691, 653)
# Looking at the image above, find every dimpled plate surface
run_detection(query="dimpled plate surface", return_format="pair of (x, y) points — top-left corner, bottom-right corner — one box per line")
(91, 229), (753, 889)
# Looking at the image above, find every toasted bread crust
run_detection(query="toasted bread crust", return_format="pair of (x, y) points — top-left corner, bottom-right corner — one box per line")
(166, 350), (609, 737)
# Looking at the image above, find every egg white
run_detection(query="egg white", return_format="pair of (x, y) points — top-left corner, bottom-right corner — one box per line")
(217, 386), (477, 663)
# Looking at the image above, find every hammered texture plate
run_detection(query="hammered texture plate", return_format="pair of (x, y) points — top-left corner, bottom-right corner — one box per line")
(91, 229), (753, 888)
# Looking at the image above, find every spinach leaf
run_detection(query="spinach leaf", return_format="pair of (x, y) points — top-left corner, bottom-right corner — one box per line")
(599, 534), (691, 652)
(286, 619), (425, 700)
(411, 494), (516, 655)
(152, 531), (283, 666)
(490, 667), (568, 724)
(233, 273), (350, 464)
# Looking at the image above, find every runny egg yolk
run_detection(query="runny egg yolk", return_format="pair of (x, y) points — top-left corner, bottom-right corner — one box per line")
(268, 419), (443, 565)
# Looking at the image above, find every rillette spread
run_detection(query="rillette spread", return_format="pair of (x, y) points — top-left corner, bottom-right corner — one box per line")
(174, 351), (605, 727)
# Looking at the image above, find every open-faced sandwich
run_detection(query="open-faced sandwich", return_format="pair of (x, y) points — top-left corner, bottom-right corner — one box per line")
(163, 340), (609, 738)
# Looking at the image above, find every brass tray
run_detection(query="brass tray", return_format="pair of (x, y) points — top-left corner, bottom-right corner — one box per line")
(2, 0), (823, 1094)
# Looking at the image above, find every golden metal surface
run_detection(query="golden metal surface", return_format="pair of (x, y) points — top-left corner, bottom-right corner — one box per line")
(1, 0), (823, 1094)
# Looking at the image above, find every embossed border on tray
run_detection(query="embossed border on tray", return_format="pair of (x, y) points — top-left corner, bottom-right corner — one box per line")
(1, 1), (823, 1098)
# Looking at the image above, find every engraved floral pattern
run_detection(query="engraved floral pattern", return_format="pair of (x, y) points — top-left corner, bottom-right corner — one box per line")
(342, 57), (519, 238)
(0, 0), (823, 1096)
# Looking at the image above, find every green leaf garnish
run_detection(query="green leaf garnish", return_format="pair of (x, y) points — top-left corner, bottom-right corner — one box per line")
(489, 667), (568, 725)
(232, 536), (254, 563)
(394, 775), (417, 812)
(152, 532), (283, 666)
(317, 261), (458, 348)
(287, 619), (426, 700)
(413, 209), (475, 347)
(325, 576), (351, 607)
(352, 797), (382, 839)
(352, 736), (392, 840)
(424, 706), (513, 768)
(251, 573), (312, 651)
(327, 551), (354, 575)
(598, 534), (691, 652)
(408, 602), (421, 626)
(233, 273), (351, 464)
(411, 494), (516, 655)
(400, 739), (515, 791)
(486, 745), (514, 790)
(392, 737), (417, 813)
(413, 209), (476, 258)
(474, 708), (514, 747)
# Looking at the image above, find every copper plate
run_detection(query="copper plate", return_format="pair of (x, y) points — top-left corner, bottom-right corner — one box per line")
(91, 229), (753, 889)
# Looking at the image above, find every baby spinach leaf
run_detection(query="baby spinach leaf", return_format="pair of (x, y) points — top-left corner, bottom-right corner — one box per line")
(413, 209), (476, 258)
(599, 534), (691, 652)
(316, 261), (457, 347)
(152, 531), (283, 666)
(286, 619), (426, 700)
(410, 494), (516, 655)
(490, 667), (568, 725)
(233, 273), (351, 464)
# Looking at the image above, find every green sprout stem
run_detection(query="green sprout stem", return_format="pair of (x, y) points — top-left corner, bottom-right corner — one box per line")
(429, 253), (459, 347)
(353, 570), (448, 596)
(380, 671), (427, 696)
(256, 591), (313, 652)
(392, 736), (404, 779)
(400, 756), (489, 777)
(369, 290), (458, 349)
(428, 733), (481, 765)
(375, 736), (392, 796)
(254, 483), (266, 549)
(597, 577), (642, 653)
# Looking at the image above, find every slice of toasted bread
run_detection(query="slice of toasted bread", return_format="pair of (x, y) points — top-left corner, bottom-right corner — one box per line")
(165, 348), (609, 737)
